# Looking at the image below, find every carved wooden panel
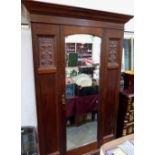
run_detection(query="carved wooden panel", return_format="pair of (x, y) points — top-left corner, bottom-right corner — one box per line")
(108, 39), (120, 68)
(38, 36), (56, 68)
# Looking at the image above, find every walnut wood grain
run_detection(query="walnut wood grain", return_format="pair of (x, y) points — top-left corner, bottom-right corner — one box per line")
(22, 1), (133, 155)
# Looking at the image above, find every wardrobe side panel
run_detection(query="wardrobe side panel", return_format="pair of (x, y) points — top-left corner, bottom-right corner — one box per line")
(31, 23), (61, 155)
(102, 29), (124, 143)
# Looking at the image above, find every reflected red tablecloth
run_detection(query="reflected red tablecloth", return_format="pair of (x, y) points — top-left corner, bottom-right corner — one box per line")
(66, 95), (99, 118)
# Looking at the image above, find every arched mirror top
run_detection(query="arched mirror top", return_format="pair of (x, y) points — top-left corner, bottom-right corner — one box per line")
(65, 34), (101, 44)
(65, 34), (102, 65)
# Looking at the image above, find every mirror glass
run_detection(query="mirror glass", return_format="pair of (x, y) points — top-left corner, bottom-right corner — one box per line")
(65, 34), (101, 150)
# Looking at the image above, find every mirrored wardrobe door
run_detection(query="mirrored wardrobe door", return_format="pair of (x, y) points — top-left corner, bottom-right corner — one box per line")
(64, 34), (102, 151)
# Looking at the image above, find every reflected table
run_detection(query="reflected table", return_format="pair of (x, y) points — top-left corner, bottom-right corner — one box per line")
(66, 95), (99, 125)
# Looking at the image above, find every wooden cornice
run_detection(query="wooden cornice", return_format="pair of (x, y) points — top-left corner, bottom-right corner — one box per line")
(22, 0), (133, 24)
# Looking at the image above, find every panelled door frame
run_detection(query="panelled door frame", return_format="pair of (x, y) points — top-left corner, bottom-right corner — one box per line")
(61, 25), (106, 155)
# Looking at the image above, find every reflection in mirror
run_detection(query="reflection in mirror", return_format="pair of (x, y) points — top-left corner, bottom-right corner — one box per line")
(65, 34), (101, 150)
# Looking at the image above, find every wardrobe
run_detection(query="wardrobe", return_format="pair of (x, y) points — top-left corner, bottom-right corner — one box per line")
(23, 1), (133, 155)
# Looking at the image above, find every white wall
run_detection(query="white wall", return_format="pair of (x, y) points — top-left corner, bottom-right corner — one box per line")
(21, 0), (134, 126)
(21, 25), (37, 127)
(34, 0), (133, 14)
